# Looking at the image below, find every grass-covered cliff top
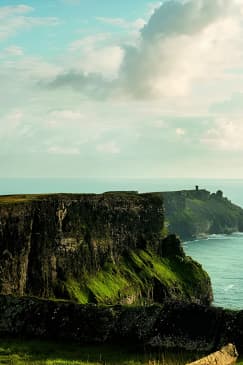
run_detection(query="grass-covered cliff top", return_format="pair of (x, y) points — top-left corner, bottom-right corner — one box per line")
(0, 191), (164, 205)
(0, 192), (129, 204)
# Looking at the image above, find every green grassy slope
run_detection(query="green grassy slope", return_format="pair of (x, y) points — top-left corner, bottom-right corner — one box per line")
(64, 247), (211, 305)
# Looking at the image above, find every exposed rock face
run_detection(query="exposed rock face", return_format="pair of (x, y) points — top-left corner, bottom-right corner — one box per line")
(186, 344), (238, 365)
(162, 189), (243, 240)
(0, 192), (212, 305)
(0, 295), (243, 354)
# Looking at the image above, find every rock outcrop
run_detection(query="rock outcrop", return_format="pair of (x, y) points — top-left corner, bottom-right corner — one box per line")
(1, 295), (243, 354)
(186, 343), (238, 365)
(162, 189), (243, 240)
(0, 192), (212, 305)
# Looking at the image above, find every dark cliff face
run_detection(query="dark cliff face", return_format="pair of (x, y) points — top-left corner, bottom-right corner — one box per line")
(0, 192), (212, 305)
(163, 189), (243, 240)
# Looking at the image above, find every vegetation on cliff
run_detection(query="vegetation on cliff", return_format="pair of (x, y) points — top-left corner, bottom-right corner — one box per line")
(163, 189), (243, 240)
(0, 192), (212, 305)
(64, 242), (211, 305)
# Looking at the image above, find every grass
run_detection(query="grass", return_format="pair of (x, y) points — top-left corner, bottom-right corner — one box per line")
(65, 263), (137, 305)
(128, 250), (180, 289)
(0, 192), (145, 206)
(0, 193), (97, 205)
(64, 246), (209, 306)
(0, 338), (203, 365)
(65, 279), (89, 305)
(0, 194), (62, 205)
(87, 269), (129, 303)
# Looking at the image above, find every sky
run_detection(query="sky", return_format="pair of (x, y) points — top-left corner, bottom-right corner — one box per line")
(1, 0), (243, 179)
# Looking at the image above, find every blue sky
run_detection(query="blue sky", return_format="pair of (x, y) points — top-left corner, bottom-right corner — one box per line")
(1, 0), (243, 178)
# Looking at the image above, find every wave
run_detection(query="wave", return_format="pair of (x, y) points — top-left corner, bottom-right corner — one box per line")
(223, 284), (235, 292)
(207, 234), (231, 240)
(185, 232), (243, 243)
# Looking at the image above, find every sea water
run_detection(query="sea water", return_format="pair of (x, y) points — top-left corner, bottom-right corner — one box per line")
(1, 177), (243, 309)
(184, 233), (243, 309)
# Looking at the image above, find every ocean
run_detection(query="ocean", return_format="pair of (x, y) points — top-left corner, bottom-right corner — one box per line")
(1, 177), (243, 309)
(184, 233), (243, 309)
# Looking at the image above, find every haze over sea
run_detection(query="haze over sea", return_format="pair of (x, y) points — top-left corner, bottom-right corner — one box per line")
(1, 177), (243, 309)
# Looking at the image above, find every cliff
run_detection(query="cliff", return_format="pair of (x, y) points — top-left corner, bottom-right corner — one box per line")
(162, 189), (243, 240)
(1, 295), (243, 354)
(0, 192), (212, 305)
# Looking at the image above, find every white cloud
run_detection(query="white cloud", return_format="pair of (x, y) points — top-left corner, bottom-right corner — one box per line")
(176, 128), (186, 136)
(5, 46), (24, 56)
(121, 0), (243, 99)
(85, 46), (123, 78)
(73, 46), (124, 78)
(96, 17), (146, 31)
(0, 4), (59, 41)
(210, 93), (243, 114)
(0, 5), (33, 18)
(3, 56), (62, 80)
(48, 0), (243, 104)
(147, 2), (162, 17)
(47, 146), (80, 155)
(152, 119), (167, 128)
(46, 110), (84, 127)
(134, 18), (146, 30)
(50, 110), (84, 120)
(202, 118), (243, 151)
(96, 17), (129, 28)
(2, 1), (243, 178)
(68, 33), (124, 78)
(69, 34), (110, 52)
(0, 110), (25, 143)
(96, 141), (120, 154)
(0, 110), (31, 152)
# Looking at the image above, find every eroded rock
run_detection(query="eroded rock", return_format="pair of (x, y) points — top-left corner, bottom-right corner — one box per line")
(186, 343), (238, 365)
(0, 193), (212, 305)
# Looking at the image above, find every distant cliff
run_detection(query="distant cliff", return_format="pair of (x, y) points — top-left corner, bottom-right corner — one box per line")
(0, 192), (212, 305)
(163, 189), (243, 240)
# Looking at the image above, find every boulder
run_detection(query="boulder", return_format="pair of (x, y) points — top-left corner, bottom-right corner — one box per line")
(186, 343), (238, 365)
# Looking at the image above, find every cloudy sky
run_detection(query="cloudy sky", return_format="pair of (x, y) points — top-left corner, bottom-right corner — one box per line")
(1, 0), (243, 178)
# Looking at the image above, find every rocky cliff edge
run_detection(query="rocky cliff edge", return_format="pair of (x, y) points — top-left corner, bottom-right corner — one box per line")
(0, 192), (212, 305)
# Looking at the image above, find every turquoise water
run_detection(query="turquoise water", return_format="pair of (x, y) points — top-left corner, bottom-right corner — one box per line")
(184, 233), (243, 309)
